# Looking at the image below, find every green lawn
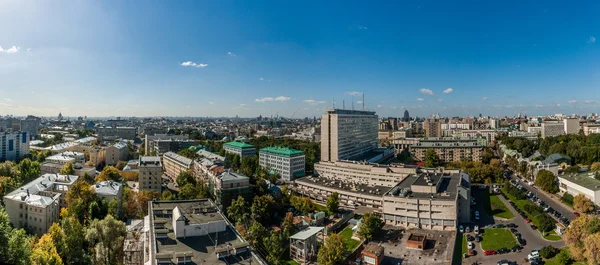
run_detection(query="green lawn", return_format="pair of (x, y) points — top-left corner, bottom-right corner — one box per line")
(480, 228), (518, 251)
(488, 195), (515, 219)
(462, 234), (468, 256)
(340, 227), (360, 251)
(543, 230), (562, 241)
(544, 248), (586, 265)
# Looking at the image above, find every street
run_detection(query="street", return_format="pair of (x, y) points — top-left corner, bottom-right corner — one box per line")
(508, 174), (577, 221)
(462, 187), (564, 265)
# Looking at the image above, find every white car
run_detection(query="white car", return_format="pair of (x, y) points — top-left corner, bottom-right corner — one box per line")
(468, 242), (474, 249)
(528, 251), (540, 260)
(474, 225), (479, 234)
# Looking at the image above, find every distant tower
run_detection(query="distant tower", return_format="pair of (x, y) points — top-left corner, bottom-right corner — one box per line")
(58, 112), (63, 120)
(403, 109), (410, 122)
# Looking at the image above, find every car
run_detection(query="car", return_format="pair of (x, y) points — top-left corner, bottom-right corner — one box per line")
(484, 250), (497, 256)
(506, 223), (517, 228)
(525, 218), (531, 223)
(495, 224), (505, 228)
(518, 238), (527, 246)
(466, 226), (470, 233)
(498, 248), (509, 254)
(531, 224), (538, 230)
(475, 235), (482, 242)
(510, 228), (518, 233)
(528, 251), (540, 260)
(474, 225), (479, 233)
(530, 260), (543, 265)
(497, 259), (510, 265)
(468, 242), (474, 249)
(574, 212), (580, 217)
(511, 245), (522, 252)
(480, 185), (488, 189)
(466, 235), (474, 241)
(515, 232), (521, 238)
(459, 225), (464, 233)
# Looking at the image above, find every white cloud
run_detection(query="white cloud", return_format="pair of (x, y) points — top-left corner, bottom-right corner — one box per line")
(208, 101), (215, 105)
(417, 98), (424, 101)
(255, 96), (291, 103)
(180, 61), (208, 68)
(356, 101), (363, 104)
(419, 88), (434, 96)
(357, 25), (368, 30)
(556, 103), (561, 107)
(345, 91), (362, 96)
(377, 105), (383, 108)
(0, 46), (20, 54)
(568, 100), (577, 104)
(228, 52), (236, 56)
(584, 100), (595, 104)
(233, 103), (247, 109)
(437, 99), (443, 102)
(3, 98), (12, 101)
(304, 99), (326, 105)
(443, 88), (453, 94)
(259, 77), (264, 81)
(589, 36), (596, 43)
(481, 97), (488, 101)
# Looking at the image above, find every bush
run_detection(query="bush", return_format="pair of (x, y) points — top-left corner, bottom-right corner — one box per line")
(555, 250), (572, 265)
(561, 193), (574, 206)
(540, 245), (559, 259)
(502, 184), (527, 200)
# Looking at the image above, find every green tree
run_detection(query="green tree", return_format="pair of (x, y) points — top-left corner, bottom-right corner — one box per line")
(317, 233), (345, 265)
(178, 148), (199, 160)
(574, 194), (595, 213)
(49, 217), (87, 265)
(424, 149), (441, 167)
(227, 196), (250, 226)
(281, 212), (296, 239)
(291, 196), (314, 215)
(160, 190), (176, 201)
(326, 192), (339, 215)
(232, 154), (241, 170)
(251, 195), (274, 223)
(95, 166), (120, 182)
(60, 162), (75, 175)
(31, 234), (63, 265)
(178, 181), (209, 200)
(85, 215), (127, 265)
(357, 212), (383, 241)
(564, 166), (581, 174)
(535, 213), (556, 233)
(540, 245), (560, 259)
(535, 170), (558, 194)
(65, 180), (98, 223)
(263, 230), (285, 265)
(7, 228), (33, 265)
(247, 221), (267, 246)
(0, 206), (11, 262)
(18, 158), (41, 183)
(176, 170), (196, 187)
(240, 156), (258, 178)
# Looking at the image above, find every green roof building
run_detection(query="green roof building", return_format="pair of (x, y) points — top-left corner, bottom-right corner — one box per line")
(259, 146), (305, 181)
(223, 141), (256, 158)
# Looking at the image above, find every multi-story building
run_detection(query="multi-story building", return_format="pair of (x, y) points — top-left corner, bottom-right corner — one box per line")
(152, 139), (196, 155)
(162, 152), (193, 180)
(583, 124), (600, 136)
(259, 146), (305, 181)
(403, 110), (410, 122)
(541, 121), (565, 138)
(489, 118), (500, 129)
(87, 147), (106, 167)
(424, 120), (441, 137)
(0, 132), (29, 161)
(314, 160), (416, 187)
(46, 151), (86, 165)
(564, 118), (580, 135)
(105, 141), (129, 166)
(411, 138), (485, 163)
(92, 180), (124, 202)
(441, 123), (471, 130)
(210, 170), (252, 211)
(20, 115), (41, 139)
(144, 134), (190, 155)
(223, 141), (256, 159)
(40, 162), (97, 177)
(97, 126), (136, 141)
(138, 156), (163, 192)
(146, 199), (261, 265)
(3, 174), (78, 235)
(558, 171), (600, 206)
(321, 109), (378, 162)
(459, 130), (496, 145)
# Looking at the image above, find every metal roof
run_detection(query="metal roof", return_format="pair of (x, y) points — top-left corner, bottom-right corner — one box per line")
(290, 226), (324, 240)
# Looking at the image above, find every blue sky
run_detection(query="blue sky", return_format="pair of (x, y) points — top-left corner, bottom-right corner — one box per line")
(1, 1), (599, 118)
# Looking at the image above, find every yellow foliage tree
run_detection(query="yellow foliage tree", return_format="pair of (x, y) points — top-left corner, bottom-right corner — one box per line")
(31, 234), (63, 265)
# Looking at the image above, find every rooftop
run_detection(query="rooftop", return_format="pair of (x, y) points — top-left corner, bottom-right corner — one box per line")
(290, 226), (324, 240)
(385, 171), (461, 200)
(220, 170), (249, 182)
(5, 173), (79, 206)
(324, 108), (376, 115)
(224, 141), (255, 149)
(295, 176), (393, 197)
(362, 243), (384, 256)
(259, 146), (304, 157)
(559, 171), (600, 191)
(93, 180), (123, 196)
(139, 156), (161, 166)
(163, 152), (193, 166)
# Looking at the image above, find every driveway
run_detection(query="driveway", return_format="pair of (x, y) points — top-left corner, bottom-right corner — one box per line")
(463, 189), (564, 265)
(509, 174), (576, 221)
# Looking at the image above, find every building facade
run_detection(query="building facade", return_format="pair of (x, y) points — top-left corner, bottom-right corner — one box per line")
(105, 141), (129, 166)
(0, 132), (29, 161)
(564, 118), (580, 135)
(314, 160), (416, 187)
(20, 115), (41, 139)
(40, 162), (97, 177)
(138, 156), (163, 192)
(97, 127), (136, 141)
(162, 152), (193, 180)
(259, 146), (305, 181)
(411, 139), (485, 163)
(223, 141), (256, 158)
(424, 120), (442, 137)
(541, 121), (565, 138)
(321, 109), (378, 162)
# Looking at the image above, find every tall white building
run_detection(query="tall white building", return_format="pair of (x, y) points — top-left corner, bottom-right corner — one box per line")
(259, 146), (305, 181)
(321, 109), (378, 162)
(0, 132), (30, 161)
(541, 121), (565, 138)
(489, 118), (500, 129)
(564, 118), (580, 135)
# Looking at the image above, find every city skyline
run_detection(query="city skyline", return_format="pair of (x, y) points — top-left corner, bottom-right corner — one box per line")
(1, 1), (600, 118)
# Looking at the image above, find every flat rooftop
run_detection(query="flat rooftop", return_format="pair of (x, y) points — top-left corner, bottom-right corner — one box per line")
(385, 172), (460, 200)
(559, 171), (600, 191)
(295, 176), (393, 197)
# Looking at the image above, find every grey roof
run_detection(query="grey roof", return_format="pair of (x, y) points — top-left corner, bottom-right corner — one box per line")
(163, 152), (193, 166)
(4, 173), (79, 206)
(94, 180), (123, 197)
(545, 153), (571, 164)
(290, 227), (324, 240)
(139, 156), (161, 166)
(220, 170), (249, 182)
(111, 141), (129, 150)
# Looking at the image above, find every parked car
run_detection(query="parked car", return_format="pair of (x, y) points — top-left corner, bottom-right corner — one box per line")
(474, 225), (479, 234)
(468, 242), (474, 249)
(497, 259), (510, 265)
(574, 212), (580, 217)
(475, 235), (482, 242)
(459, 225), (464, 233)
(518, 238), (526, 246)
(495, 224), (505, 228)
(510, 228), (518, 233)
(528, 251), (540, 260)
(506, 223), (517, 228)
(531, 224), (538, 230)
(511, 245), (522, 252)
(484, 250), (497, 256)
(466, 235), (474, 241)
(525, 218), (531, 223)
(466, 226), (470, 233)
(497, 248), (509, 254)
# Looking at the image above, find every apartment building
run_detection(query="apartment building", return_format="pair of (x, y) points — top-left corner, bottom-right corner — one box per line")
(144, 134), (190, 155)
(106, 141), (129, 165)
(46, 151), (86, 165)
(87, 147), (106, 167)
(583, 124), (600, 136)
(20, 115), (41, 139)
(223, 141), (256, 158)
(459, 130), (496, 145)
(259, 146), (305, 181)
(3, 174), (78, 235)
(564, 118), (580, 135)
(541, 121), (565, 138)
(0, 132), (29, 161)
(314, 160), (416, 187)
(162, 151), (193, 180)
(424, 120), (442, 137)
(411, 139), (485, 163)
(40, 162), (97, 177)
(138, 156), (163, 192)
(92, 180), (124, 202)
(321, 109), (378, 162)
(97, 126), (136, 141)
(489, 118), (500, 129)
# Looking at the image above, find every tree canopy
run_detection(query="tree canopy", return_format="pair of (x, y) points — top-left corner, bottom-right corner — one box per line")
(60, 162), (75, 175)
(326, 192), (339, 215)
(95, 166), (120, 182)
(535, 170), (559, 194)
(573, 194), (595, 214)
(85, 215), (127, 265)
(358, 212), (383, 241)
(317, 233), (345, 265)
(424, 149), (442, 167)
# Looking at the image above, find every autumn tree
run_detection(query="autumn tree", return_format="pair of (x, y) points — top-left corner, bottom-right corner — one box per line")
(115, 161), (127, 171)
(358, 212), (383, 241)
(31, 234), (63, 265)
(124, 189), (160, 219)
(326, 192), (339, 215)
(564, 215), (600, 261)
(65, 180), (98, 223)
(535, 170), (558, 193)
(281, 212), (296, 239)
(317, 233), (345, 265)
(48, 217), (87, 265)
(85, 215), (127, 265)
(60, 162), (75, 175)
(573, 194), (595, 213)
(95, 166), (120, 182)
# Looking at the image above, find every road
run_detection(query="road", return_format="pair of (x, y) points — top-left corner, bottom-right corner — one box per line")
(463, 187), (564, 265)
(508, 174), (577, 221)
